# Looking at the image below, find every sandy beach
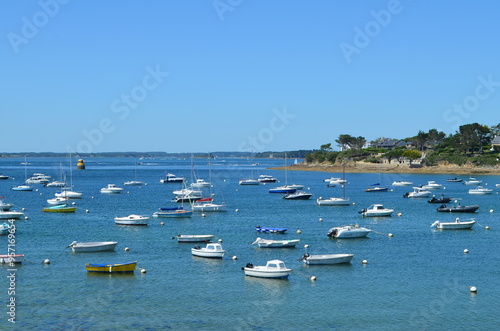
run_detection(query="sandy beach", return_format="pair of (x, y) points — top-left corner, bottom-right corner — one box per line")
(272, 161), (500, 175)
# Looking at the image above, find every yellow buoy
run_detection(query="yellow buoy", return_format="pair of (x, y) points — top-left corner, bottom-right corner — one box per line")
(76, 159), (85, 170)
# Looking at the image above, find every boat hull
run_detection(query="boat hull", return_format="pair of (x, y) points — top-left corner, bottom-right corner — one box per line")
(114, 215), (150, 225)
(0, 254), (24, 263)
(70, 242), (118, 252)
(43, 206), (77, 213)
(252, 239), (300, 248)
(175, 235), (214, 243)
(302, 253), (354, 265)
(0, 211), (24, 219)
(327, 226), (370, 238)
(437, 205), (479, 213)
(85, 261), (137, 273)
(153, 210), (193, 218)
(316, 198), (350, 206)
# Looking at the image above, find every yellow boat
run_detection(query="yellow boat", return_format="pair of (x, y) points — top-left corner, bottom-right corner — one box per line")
(85, 261), (137, 273)
(42, 204), (77, 213)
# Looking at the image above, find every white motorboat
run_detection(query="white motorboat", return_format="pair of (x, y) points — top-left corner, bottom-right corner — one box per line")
(299, 253), (354, 265)
(251, 237), (300, 248)
(172, 188), (202, 197)
(11, 185), (33, 191)
(268, 186), (297, 194)
(239, 179), (260, 185)
(190, 179), (211, 188)
(392, 180), (413, 186)
(316, 197), (350, 206)
(114, 214), (150, 226)
(327, 225), (371, 238)
(174, 234), (215, 243)
(468, 186), (493, 195)
(358, 204), (394, 217)
(0, 174), (9, 180)
(191, 243), (225, 258)
(325, 177), (348, 185)
(0, 199), (14, 211)
(0, 254), (24, 264)
(66, 241), (118, 252)
(403, 187), (432, 198)
(283, 191), (313, 200)
(55, 188), (83, 199)
(47, 197), (70, 205)
(100, 184), (123, 194)
(430, 218), (476, 230)
(286, 184), (304, 190)
(464, 178), (482, 186)
(192, 198), (227, 212)
(45, 181), (66, 187)
(160, 173), (185, 183)
(258, 175), (277, 183)
(421, 181), (442, 190)
(0, 210), (24, 219)
(124, 180), (144, 186)
(243, 260), (292, 279)
(25, 173), (51, 184)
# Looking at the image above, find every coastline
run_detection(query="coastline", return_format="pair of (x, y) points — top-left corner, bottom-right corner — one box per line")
(271, 162), (500, 175)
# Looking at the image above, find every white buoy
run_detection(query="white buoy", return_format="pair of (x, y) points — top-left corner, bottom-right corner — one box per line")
(469, 286), (477, 293)
(485, 226), (490, 230)
(236, 189), (238, 192)
(304, 244), (309, 249)
(235, 209), (239, 212)
(352, 202), (356, 205)
(124, 247), (130, 251)
(232, 256), (237, 260)
(24, 216), (29, 220)
(91, 196), (95, 199)
(310, 276), (317, 281)
(160, 222), (164, 226)
(43, 259), (50, 264)
(388, 233), (394, 237)
(296, 229), (302, 234)
(464, 249), (469, 254)
(397, 212), (402, 217)
(141, 268), (146, 274)
(218, 238), (223, 243)
(86, 209), (89, 213)
(489, 209), (494, 213)
(319, 218), (323, 222)
(35, 189), (39, 192)
(127, 191), (130, 194)
(72, 202), (76, 205)
(39, 193), (43, 196)
(22, 208), (26, 211)
(362, 260), (368, 264)
(202, 213), (206, 217)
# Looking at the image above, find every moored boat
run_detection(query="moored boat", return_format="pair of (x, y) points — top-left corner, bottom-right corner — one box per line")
(464, 178), (482, 186)
(258, 175), (277, 183)
(316, 197), (350, 206)
(43, 204), (77, 213)
(468, 186), (493, 195)
(392, 180), (413, 186)
(269, 186), (297, 194)
(11, 185), (33, 191)
(430, 218), (476, 230)
(0, 254), (24, 264)
(358, 204), (394, 217)
(283, 191), (312, 200)
(100, 184), (123, 194)
(403, 187), (432, 198)
(0, 210), (24, 219)
(153, 207), (193, 218)
(421, 181), (442, 190)
(0, 199), (14, 211)
(437, 204), (479, 213)
(114, 214), (150, 225)
(174, 234), (215, 243)
(160, 173), (185, 183)
(85, 261), (137, 273)
(242, 260), (292, 278)
(327, 225), (371, 238)
(67, 241), (118, 252)
(446, 177), (463, 182)
(251, 237), (300, 248)
(191, 243), (225, 258)
(299, 253), (354, 265)
(255, 226), (287, 234)
(428, 195), (452, 204)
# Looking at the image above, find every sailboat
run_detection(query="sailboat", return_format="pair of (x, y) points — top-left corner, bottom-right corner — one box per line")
(124, 160), (145, 186)
(364, 173), (388, 192)
(55, 154), (83, 199)
(269, 153), (299, 193)
(317, 163), (350, 205)
(192, 154), (227, 212)
(11, 156), (33, 191)
(239, 153), (260, 185)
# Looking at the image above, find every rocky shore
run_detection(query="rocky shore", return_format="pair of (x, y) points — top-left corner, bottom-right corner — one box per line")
(273, 162), (500, 175)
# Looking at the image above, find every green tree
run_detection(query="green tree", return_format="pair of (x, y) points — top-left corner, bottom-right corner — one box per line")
(402, 149), (422, 165)
(335, 134), (354, 151)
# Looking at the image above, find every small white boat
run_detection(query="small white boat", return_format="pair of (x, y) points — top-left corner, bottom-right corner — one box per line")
(55, 188), (83, 199)
(403, 187), (432, 198)
(192, 198), (227, 212)
(464, 178), (482, 186)
(100, 184), (123, 194)
(359, 204), (394, 217)
(239, 179), (260, 185)
(47, 197), (70, 205)
(191, 243), (225, 258)
(268, 186), (297, 194)
(468, 186), (493, 195)
(11, 185), (33, 191)
(283, 191), (313, 200)
(114, 214), (150, 226)
(190, 179), (211, 188)
(392, 180), (413, 186)
(421, 181), (442, 190)
(327, 225), (371, 238)
(324, 177), (347, 185)
(243, 260), (292, 279)
(66, 241), (118, 252)
(124, 180), (144, 186)
(251, 237), (300, 248)
(174, 234), (215, 243)
(258, 175), (277, 183)
(316, 197), (350, 206)
(25, 173), (50, 184)
(299, 253), (354, 265)
(160, 173), (185, 183)
(0, 199), (14, 211)
(0, 210), (24, 219)
(430, 218), (476, 230)
(153, 207), (192, 218)
(287, 184), (304, 190)
(0, 174), (9, 180)
(0, 254), (24, 264)
(172, 188), (202, 197)
(45, 181), (66, 187)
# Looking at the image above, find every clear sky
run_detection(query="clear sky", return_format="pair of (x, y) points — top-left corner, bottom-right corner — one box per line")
(2, 0), (499, 153)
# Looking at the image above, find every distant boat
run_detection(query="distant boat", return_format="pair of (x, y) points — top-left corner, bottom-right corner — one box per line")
(160, 173), (185, 183)
(258, 175), (277, 183)
(46, 197), (70, 205)
(437, 204), (479, 213)
(0, 174), (9, 180)
(403, 187), (432, 198)
(358, 204), (394, 217)
(42, 204), (77, 213)
(190, 179), (211, 188)
(192, 197), (227, 212)
(85, 261), (137, 273)
(430, 218), (476, 230)
(100, 184), (123, 194)
(191, 243), (225, 258)
(318, 164), (350, 205)
(282, 191), (312, 200)
(468, 186), (493, 195)
(124, 180), (144, 186)
(153, 207), (192, 218)
(299, 253), (354, 265)
(268, 186), (297, 194)
(392, 180), (413, 186)
(255, 226), (287, 234)
(45, 181), (66, 187)
(0, 198), (14, 211)
(0, 254), (24, 264)
(327, 225), (371, 239)
(67, 241), (118, 253)
(251, 237), (300, 248)
(114, 214), (150, 225)
(55, 188), (83, 199)
(421, 181), (443, 190)
(174, 234), (215, 243)
(364, 184), (388, 192)
(464, 178), (482, 186)
(0, 210), (24, 219)
(11, 185), (33, 191)
(239, 179), (260, 185)
(427, 195), (452, 204)
(446, 177), (463, 182)
(242, 260), (292, 279)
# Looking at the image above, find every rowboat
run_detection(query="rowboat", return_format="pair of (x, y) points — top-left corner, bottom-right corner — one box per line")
(430, 218), (476, 230)
(114, 215), (150, 225)
(0, 254), (24, 264)
(242, 260), (292, 279)
(299, 253), (354, 265)
(85, 261), (137, 273)
(191, 243), (225, 258)
(251, 237), (300, 248)
(174, 234), (215, 243)
(67, 241), (118, 252)
(43, 204), (77, 213)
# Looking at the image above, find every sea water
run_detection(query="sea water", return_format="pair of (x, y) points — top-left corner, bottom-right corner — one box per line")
(1, 157), (499, 330)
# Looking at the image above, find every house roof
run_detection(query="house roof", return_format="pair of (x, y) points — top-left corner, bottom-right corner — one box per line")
(492, 135), (500, 145)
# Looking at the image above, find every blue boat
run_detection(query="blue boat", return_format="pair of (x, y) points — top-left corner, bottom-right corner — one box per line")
(0, 222), (10, 235)
(255, 226), (287, 234)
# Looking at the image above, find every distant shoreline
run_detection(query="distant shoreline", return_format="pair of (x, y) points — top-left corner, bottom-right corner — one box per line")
(271, 162), (500, 175)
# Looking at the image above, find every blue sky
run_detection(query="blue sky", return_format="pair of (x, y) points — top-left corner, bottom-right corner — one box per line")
(2, 0), (499, 153)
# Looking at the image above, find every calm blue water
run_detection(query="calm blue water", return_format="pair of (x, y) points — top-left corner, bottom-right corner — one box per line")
(1, 157), (499, 330)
